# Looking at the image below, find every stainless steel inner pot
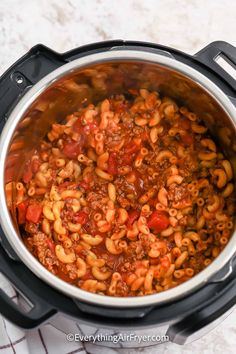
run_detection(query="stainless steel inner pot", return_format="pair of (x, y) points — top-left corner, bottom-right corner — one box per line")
(0, 49), (235, 308)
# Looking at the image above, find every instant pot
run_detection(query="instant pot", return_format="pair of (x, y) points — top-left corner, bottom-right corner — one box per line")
(0, 40), (236, 347)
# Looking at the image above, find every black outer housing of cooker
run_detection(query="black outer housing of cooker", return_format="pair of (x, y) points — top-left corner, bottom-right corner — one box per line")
(0, 40), (236, 344)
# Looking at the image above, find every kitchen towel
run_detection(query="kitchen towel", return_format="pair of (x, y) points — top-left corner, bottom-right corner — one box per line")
(0, 273), (125, 354)
(1, 273), (169, 354)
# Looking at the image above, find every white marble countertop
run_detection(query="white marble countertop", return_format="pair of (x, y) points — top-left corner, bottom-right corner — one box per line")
(0, 0), (236, 353)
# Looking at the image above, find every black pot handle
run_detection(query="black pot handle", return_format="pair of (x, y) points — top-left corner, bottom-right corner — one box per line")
(0, 244), (57, 329)
(0, 44), (68, 125)
(0, 41), (126, 125)
(167, 261), (236, 345)
(73, 299), (153, 319)
(195, 41), (236, 92)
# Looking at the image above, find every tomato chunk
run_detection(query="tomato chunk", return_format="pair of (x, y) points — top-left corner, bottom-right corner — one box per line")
(124, 142), (140, 155)
(17, 201), (29, 224)
(179, 118), (191, 130)
(63, 140), (82, 159)
(126, 210), (140, 228)
(107, 152), (118, 175)
(73, 211), (89, 225)
(120, 153), (134, 165)
(181, 133), (194, 145)
(147, 211), (170, 233)
(26, 204), (42, 223)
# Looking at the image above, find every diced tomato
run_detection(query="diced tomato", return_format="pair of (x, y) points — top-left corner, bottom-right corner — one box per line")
(124, 141), (140, 155)
(107, 152), (118, 175)
(17, 201), (29, 224)
(120, 153), (135, 165)
(147, 211), (170, 233)
(46, 239), (55, 253)
(63, 140), (83, 159)
(181, 133), (194, 145)
(126, 210), (140, 228)
(23, 161), (33, 183)
(179, 118), (191, 130)
(73, 211), (89, 225)
(150, 258), (160, 266)
(26, 204), (42, 224)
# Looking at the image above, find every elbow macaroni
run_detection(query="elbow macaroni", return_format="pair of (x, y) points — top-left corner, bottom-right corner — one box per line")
(13, 89), (235, 297)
